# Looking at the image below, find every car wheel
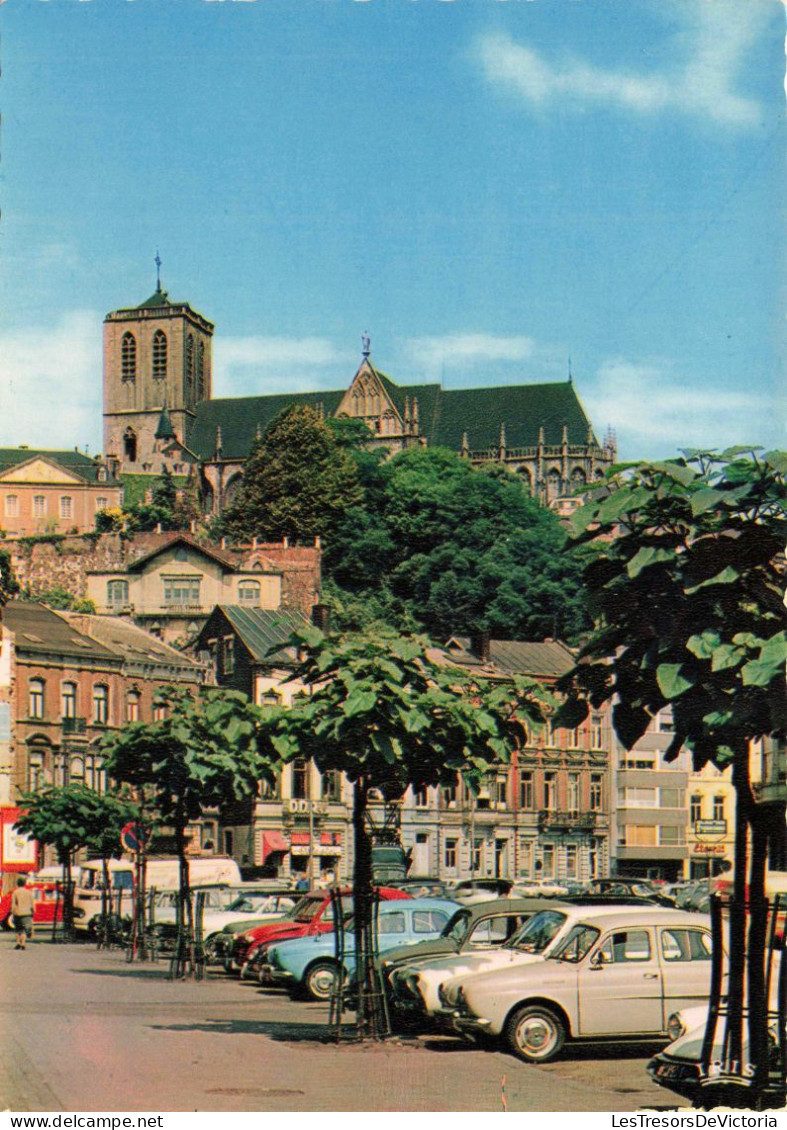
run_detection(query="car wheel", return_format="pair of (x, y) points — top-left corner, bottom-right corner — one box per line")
(304, 960), (339, 1001)
(505, 1005), (566, 1063)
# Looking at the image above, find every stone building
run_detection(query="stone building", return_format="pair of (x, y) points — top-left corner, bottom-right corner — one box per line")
(102, 281), (617, 512)
(0, 448), (122, 537)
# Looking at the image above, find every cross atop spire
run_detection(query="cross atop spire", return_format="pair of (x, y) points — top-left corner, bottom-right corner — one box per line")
(155, 250), (162, 292)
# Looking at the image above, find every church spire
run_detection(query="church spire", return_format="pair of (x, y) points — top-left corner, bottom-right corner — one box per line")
(155, 250), (163, 293)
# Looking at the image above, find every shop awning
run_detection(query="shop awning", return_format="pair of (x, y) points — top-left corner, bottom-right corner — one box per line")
(261, 831), (290, 861)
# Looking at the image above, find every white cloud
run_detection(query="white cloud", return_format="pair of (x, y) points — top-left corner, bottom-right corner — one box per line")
(476, 2), (771, 128)
(213, 335), (347, 396)
(584, 358), (772, 459)
(405, 332), (538, 377)
(0, 311), (102, 452)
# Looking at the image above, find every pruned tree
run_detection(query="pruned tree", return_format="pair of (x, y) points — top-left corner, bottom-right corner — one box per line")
(556, 448), (787, 1107)
(100, 685), (277, 975)
(259, 626), (553, 1037)
(14, 785), (137, 938)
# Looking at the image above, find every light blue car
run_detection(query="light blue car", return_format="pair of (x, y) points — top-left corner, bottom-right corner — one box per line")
(264, 897), (460, 1001)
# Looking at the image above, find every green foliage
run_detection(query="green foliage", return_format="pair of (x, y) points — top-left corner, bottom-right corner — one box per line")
(25, 586), (96, 613)
(259, 627), (553, 798)
(0, 547), (19, 604)
(560, 449), (787, 769)
(14, 785), (137, 864)
(221, 405), (364, 542)
(326, 447), (593, 642)
(100, 686), (276, 825)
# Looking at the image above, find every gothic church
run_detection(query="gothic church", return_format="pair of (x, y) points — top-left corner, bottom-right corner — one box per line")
(103, 281), (617, 514)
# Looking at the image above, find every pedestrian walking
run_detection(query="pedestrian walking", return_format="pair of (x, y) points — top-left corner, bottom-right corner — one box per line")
(11, 878), (34, 950)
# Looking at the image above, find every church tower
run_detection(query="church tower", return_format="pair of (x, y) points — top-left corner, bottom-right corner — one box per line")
(103, 261), (214, 474)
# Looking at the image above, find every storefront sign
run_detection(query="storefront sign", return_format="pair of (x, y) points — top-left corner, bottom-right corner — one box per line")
(695, 819), (727, 837)
(694, 843), (727, 855)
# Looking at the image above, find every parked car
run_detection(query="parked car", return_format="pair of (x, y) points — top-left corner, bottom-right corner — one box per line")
(435, 907), (713, 1063)
(151, 889), (297, 957)
(389, 904), (574, 1019)
(511, 878), (570, 898)
(582, 878), (677, 907)
(219, 886), (410, 972)
(386, 878), (451, 899)
(450, 878), (514, 900)
(384, 898), (562, 1017)
(648, 1003), (780, 1107)
(0, 880), (64, 930)
(263, 897), (460, 1000)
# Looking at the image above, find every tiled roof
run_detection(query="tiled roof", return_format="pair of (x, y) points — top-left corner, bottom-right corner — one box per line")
(448, 636), (576, 679)
(0, 448), (120, 485)
(189, 375), (595, 462)
(3, 603), (120, 663)
(64, 613), (204, 675)
(189, 392), (345, 461)
(205, 606), (308, 665)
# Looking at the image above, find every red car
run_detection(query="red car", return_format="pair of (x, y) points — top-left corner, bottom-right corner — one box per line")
(225, 886), (410, 973)
(0, 881), (64, 929)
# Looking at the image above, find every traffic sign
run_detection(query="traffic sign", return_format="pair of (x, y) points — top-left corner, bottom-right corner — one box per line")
(120, 823), (147, 853)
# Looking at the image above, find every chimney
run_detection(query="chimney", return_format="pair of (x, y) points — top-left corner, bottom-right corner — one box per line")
(469, 630), (491, 663)
(311, 603), (331, 634)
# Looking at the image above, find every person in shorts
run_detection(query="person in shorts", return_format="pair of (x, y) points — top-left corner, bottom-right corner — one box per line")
(11, 878), (34, 950)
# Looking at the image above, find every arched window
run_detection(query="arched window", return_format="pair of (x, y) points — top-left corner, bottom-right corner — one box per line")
(107, 579), (129, 608)
(27, 744), (48, 791)
(61, 682), (77, 719)
(238, 580), (260, 606)
(517, 466), (533, 495)
(29, 679), (45, 719)
(69, 755), (85, 783)
(546, 468), (562, 500)
(126, 689), (141, 723)
(123, 428), (137, 464)
(93, 684), (109, 725)
(197, 341), (205, 399)
(186, 335), (195, 389)
(571, 468), (587, 489)
(152, 330), (167, 380)
(121, 332), (137, 381)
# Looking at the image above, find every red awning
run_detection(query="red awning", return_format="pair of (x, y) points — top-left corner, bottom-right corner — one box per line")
(261, 831), (290, 861)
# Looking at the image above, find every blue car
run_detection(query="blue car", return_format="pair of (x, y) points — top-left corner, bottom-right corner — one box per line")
(264, 897), (460, 1001)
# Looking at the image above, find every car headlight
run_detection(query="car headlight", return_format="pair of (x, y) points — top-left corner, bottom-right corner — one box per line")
(667, 1013), (686, 1043)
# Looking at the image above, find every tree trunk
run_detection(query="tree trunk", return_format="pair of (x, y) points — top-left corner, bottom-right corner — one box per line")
(173, 804), (193, 978)
(352, 777), (375, 1038)
(723, 754), (750, 1074)
(61, 850), (75, 940)
(748, 795), (769, 1095)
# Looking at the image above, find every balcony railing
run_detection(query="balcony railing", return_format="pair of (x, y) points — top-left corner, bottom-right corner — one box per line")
(538, 810), (597, 832)
(61, 717), (88, 736)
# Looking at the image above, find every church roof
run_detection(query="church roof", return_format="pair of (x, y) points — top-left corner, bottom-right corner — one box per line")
(189, 376), (596, 461)
(155, 405), (176, 440)
(137, 285), (174, 309)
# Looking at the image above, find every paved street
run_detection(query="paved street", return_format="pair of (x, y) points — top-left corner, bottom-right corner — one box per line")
(0, 933), (689, 1114)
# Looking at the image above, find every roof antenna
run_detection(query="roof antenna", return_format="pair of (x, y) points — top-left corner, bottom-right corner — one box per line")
(155, 250), (162, 292)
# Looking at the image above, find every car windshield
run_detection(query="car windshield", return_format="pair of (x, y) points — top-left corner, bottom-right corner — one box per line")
(550, 924), (601, 963)
(507, 910), (568, 953)
(444, 910), (472, 943)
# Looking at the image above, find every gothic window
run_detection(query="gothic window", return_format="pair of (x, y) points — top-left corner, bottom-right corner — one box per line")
(197, 340), (205, 399)
(186, 335), (195, 390)
(571, 467), (587, 489)
(121, 333), (137, 381)
(152, 330), (167, 380)
(123, 428), (137, 464)
(546, 468), (562, 500)
(517, 467), (532, 494)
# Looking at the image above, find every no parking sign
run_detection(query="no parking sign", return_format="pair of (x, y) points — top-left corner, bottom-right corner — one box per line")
(120, 823), (147, 853)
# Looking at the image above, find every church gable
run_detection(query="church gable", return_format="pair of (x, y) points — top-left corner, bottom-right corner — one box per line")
(0, 457), (87, 487)
(336, 359), (403, 436)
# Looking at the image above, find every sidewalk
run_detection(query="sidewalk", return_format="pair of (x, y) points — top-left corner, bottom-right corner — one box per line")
(0, 933), (680, 1113)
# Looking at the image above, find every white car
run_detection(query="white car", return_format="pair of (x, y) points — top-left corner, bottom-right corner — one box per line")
(435, 907), (714, 1062)
(511, 878), (570, 897)
(390, 906), (573, 1016)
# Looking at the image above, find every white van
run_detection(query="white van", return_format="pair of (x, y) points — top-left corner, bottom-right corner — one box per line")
(72, 856), (242, 931)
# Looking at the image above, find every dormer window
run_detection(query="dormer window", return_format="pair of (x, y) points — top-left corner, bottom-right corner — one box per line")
(152, 330), (167, 380)
(121, 332), (137, 381)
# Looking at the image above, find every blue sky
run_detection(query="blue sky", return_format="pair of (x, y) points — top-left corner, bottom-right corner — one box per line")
(0, 0), (784, 460)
